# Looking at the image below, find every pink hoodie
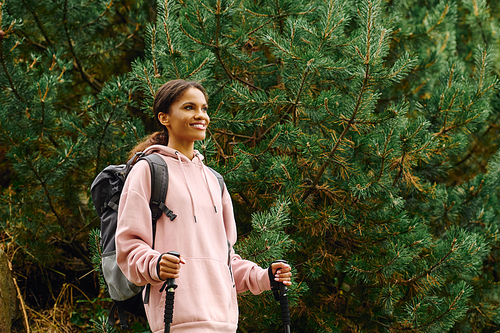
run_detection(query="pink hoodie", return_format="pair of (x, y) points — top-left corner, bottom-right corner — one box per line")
(116, 145), (270, 333)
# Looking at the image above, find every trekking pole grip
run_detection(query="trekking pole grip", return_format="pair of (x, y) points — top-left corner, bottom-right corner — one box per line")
(161, 251), (180, 333)
(166, 251), (180, 290)
(275, 260), (291, 333)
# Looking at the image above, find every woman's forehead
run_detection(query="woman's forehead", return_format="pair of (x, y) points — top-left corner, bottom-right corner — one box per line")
(177, 87), (207, 104)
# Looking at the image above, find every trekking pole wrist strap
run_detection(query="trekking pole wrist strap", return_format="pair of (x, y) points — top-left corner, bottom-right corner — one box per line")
(157, 253), (168, 281)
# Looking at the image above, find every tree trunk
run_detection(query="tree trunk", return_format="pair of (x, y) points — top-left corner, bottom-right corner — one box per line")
(0, 249), (20, 333)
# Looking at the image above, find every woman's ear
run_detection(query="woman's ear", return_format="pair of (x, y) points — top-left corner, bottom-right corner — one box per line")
(158, 112), (169, 126)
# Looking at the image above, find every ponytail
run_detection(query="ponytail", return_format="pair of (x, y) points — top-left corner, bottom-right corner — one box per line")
(128, 131), (169, 159)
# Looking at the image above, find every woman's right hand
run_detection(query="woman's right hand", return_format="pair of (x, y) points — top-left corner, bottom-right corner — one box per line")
(158, 253), (186, 280)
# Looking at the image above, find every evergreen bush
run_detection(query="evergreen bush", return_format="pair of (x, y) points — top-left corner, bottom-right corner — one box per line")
(1, 0), (499, 332)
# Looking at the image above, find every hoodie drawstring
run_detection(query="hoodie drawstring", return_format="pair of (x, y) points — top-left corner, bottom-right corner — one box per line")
(196, 153), (218, 213)
(176, 151), (198, 223)
(175, 151), (218, 223)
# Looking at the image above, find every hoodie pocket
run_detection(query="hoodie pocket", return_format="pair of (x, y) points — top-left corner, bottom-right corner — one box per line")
(172, 257), (238, 326)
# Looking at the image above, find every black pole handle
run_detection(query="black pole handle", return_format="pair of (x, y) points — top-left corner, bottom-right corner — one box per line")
(166, 251), (180, 291)
(275, 260), (291, 333)
(162, 251), (180, 333)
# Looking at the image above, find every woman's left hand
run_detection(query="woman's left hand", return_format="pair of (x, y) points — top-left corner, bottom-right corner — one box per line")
(271, 262), (292, 286)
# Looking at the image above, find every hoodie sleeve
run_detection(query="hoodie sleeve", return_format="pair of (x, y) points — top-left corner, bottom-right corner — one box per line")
(116, 160), (163, 286)
(221, 185), (271, 294)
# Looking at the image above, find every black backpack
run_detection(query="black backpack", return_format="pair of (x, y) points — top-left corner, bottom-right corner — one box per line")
(90, 152), (224, 329)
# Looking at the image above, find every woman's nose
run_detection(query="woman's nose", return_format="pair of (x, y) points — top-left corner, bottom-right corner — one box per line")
(194, 108), (209, 119)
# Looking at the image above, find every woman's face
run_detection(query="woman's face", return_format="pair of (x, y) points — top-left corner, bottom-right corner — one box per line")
(158, 87), (210, 146)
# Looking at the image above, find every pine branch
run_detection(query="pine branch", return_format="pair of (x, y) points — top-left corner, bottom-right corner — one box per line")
(301, 61), (371, 202)
(11, 153), (64, 227)
(376, 128), (394, 182)
(474, 15), (489, 47)
(349, 251), (400, 275)
(136, 64), (156, 100)
(240, 132), (281, 157)
(215, 4), (261, 90)
(245, 6), (315, 36)
(425, 3), (450, 35)
(265, 34), (300, 60)
(151, 25), (160, 78)
(178, 21), (216, 47)
(275, 0), (284, 34)
(36, 84), (60, 148)
(392, 286), (468, 331)
(176, 7), (262, 89)
(475, 48), (497, 98)
(257, 107), (291, 142)
(455, 111), (500, 167)
(81, 0), (113, 29)
(302, 0), (379, 202)
(62, 0), (103, 92)
(0, 39), (26, 105)
(15, 29), (47, 51)
(399, 238), (458, 285)
(433, 112), (483, 137)
(246, 18), (273, 36)
(20, 0), (53, 48)
(94, 101), (120, 176)
(206, 128), (229, 159)
(84, 24), (139, 59)
(162, 1), (180, 79)
(211, 128), (254, 139)
(391, 152), (405, 187)
(213, 46), (262, 91)
(185, 56), (210, 79)
(292, 59), (314, 125)
(46, 141), (76, 179)
(317, 1), (345, 52)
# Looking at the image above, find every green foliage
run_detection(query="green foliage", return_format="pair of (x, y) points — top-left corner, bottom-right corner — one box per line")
(0, 0), (154, 330)
(1, 0), (500, 332)
(70, 298), (111, 331)
(89, 228), (106, 291)
(0, 0), (151, 262)
(235, 198), (293, 264)
(90, 316), (117, 333)
(131, 0), (500, 331)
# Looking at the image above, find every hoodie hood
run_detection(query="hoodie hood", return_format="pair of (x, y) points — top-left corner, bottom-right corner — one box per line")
(143, 144), (216, 222)
(143, 144), (204, 162)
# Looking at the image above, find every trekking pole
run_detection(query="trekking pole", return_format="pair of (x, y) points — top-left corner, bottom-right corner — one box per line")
(275, 260), (291, 333)
(159, 251), (180, 333)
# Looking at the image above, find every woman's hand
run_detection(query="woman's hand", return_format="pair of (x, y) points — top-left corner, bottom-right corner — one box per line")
(271, 262), (292, 286)
(158, 253), (186, 280)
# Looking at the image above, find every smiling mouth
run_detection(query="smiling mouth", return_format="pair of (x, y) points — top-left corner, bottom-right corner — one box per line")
(190, 123), (206, 129)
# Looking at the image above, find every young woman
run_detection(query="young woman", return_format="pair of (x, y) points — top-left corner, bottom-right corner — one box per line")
(115, 79), (292, 333)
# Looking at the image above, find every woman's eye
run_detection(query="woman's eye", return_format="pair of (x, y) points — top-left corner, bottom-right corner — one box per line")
(185, 105), (193, 110)
(202, 107), (208, 113)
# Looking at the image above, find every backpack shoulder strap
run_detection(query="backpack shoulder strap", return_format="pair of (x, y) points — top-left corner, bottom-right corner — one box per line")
(140, 153), (176, 306)
(207, 166), (225, 195)
(140, 154), (177, 248)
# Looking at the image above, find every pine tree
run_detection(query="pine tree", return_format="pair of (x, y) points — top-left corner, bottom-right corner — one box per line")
(130, 0), (500, 332)
(1, 0), (500, 332)
(0, 0), (154, 326)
